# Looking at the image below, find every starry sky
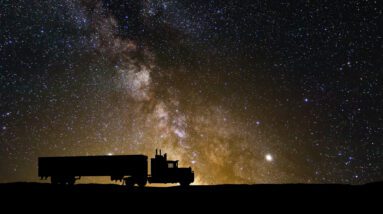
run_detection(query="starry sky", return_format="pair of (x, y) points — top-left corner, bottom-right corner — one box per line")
(1, 0), (382, 184)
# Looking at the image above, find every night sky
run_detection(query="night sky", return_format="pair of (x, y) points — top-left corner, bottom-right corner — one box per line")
(1, 0), (382, 184)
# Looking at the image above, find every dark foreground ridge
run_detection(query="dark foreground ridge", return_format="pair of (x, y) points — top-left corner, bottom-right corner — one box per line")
(0, 182), (381, 208)
(0, 181), (381, 190)
(1, 181), (382, 193)
(1, 181), (381, 195)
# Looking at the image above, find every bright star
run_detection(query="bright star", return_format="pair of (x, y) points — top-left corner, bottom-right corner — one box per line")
(265, 154), (273, 162)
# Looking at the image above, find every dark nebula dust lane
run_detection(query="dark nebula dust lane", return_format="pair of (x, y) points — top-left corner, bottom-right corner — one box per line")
(0, 0), (382, 184)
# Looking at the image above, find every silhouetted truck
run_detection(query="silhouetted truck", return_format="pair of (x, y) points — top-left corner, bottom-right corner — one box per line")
(38, 150), (194, 187)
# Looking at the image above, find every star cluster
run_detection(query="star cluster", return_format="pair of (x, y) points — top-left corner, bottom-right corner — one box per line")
(1, 0), (382, 184)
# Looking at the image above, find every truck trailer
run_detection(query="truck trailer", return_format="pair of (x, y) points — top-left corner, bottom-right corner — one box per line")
(38, 150), (194, 187)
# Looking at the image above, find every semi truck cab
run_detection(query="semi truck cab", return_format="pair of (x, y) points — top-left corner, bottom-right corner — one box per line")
(148, 149), (194, 186)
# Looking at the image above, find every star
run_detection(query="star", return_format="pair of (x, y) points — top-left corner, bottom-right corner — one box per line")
(265, 154), (273, 162)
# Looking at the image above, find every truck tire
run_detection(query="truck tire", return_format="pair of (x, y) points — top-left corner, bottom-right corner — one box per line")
(124, 177), (135, 187)
(67, 177), (76, 185)
(51, 176), (75, 185)
(51, 176), (59, 185)
(137, 178), (147, 188)
(180, 182), (190, 187)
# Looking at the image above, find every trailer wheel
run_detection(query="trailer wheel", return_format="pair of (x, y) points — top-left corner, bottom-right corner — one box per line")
(137, 179), (147, 188)
(51, 176), (59, 185)
(124, 177), (134, 188)
(67, 177), (76, 186)
(51, 176), (75, 185)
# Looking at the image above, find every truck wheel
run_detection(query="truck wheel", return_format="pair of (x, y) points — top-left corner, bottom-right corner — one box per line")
(67, 177), (76, 185)
(137, 179), (147, 188)
(124, 177), (134, 188)
(51, 177), (58, 185)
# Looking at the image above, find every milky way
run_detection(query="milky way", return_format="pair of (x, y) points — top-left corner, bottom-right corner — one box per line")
(1, 0), (382, 184)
